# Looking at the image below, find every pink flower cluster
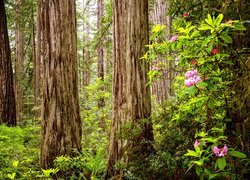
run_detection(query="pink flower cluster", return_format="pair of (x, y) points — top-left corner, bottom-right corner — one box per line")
(213, 145), (228, 157)
(152, 66), (158, 71)
(184, 69), (201, 87)
(194, 139), (200, 148)
(169, 35), (178, 42)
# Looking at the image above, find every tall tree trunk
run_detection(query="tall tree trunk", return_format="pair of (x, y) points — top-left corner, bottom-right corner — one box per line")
(34, 0), (41, 118)
(15, 0), (24, 123)
(97, 0), (104, 81)
(150, 0), (172, 103)
(31, 4), (36, 111)
(106, 0), (154, 178)
(40, 0), (82, 169)
(97, 0), (105, 129)
(82, 0), (91, 86)
(0, 0), (16, 125)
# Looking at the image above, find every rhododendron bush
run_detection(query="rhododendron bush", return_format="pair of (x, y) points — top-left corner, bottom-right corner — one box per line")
(145, 12), (249, 179)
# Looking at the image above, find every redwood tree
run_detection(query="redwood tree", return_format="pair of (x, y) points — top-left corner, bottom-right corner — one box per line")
(0, 0), (16, 126)
(34, 0), (41, 118)
(39, 0), (82, 169)
(97, 0), (104, 81)
(106, 0), (154, 178)
(150, 0), (172, 103)
(15, 0), (24, 123)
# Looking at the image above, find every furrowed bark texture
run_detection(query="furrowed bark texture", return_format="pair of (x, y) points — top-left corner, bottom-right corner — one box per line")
(97, 0), (104, 81)
(82, 0), (91, 86)
(15, 0), (24, 123)
(150, 0), (172, 103)
(106, 0), (154, 178)
(40, 0), (82, 169)
(34, 0), (42, 118)
(0, 0), (16, 125)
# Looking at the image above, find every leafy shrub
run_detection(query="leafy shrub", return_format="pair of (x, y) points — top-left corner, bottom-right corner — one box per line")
(54, 148), (107, 179)
(144, 12), (249, 179)
(0, 125), (40, 179)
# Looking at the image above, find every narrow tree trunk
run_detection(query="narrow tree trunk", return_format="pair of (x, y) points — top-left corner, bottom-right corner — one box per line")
(34, 0), (41, 118)
(0, 0), (16, 125)
(106, 0), (154, 178)
(15, 0), (24, 123)
(31, 5), (36, 110)
(97, 0), (105, 129)
(82, 0), (91, 86)
(150, 0), (172, 103)
(97, 0), (104, 81)
(40, 0), (82, 169)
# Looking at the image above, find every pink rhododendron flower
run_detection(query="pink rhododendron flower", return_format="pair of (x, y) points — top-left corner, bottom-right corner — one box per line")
(222, 145), (228, 155)
(212, 48), (219, 55)
(152, 66), (158, 71)
(194, 75), (201, 83)
(184, 69), (201, 87)
(185, 68), (197, 78)
(182, 12), (189, 18)
(194, 139), (200, 148)
(213, 145), (228, 157)
(169, 35), (178, 42)
(213, 146), (219, 155)
(184, 79), (193, 87)
(185, 71), (192, 78)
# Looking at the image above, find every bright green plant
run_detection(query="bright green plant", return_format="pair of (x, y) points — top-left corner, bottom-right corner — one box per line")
(54, 148), (107, 179)
(0, 125), (40, 179)
(79, 76), (112, 150)
(185, 127), (246, 179)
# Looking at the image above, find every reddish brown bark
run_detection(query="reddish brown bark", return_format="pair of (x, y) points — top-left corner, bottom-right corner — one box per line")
(0, 0), (17, 126)
(34, 0), (42, 118)
(150, 0), (172, 103)
(40, 0), (82, 169)
(15, 0), (24, 123)
(106, 0), (154, 178)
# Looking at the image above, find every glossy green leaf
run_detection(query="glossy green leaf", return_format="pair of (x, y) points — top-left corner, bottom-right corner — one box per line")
(205, 14), (214, 27)
(233, 23), (246, 30)
(197, 82), (207, 88)
(194, 159), (204, 166)
(228, 151), (247, 158)
(216, 157), (226, 170)
(199, 24), (213, 31)
(214, 14), (223, 26)
(185, 150), (199, 157)
(220, 34), (232, 44)
(196, 165), (202, 175)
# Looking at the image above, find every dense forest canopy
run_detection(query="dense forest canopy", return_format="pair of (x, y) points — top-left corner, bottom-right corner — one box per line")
(0, 0), (249, 179)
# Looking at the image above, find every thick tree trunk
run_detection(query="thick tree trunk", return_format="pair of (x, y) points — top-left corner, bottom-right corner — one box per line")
(34, 0), (41, 118)
(106, 0), (154, 178)
(40, 0), (82, 169)
(15, 0), (24, 123)
(0, 0), (16, 126)
(150, 0), (172, 103)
